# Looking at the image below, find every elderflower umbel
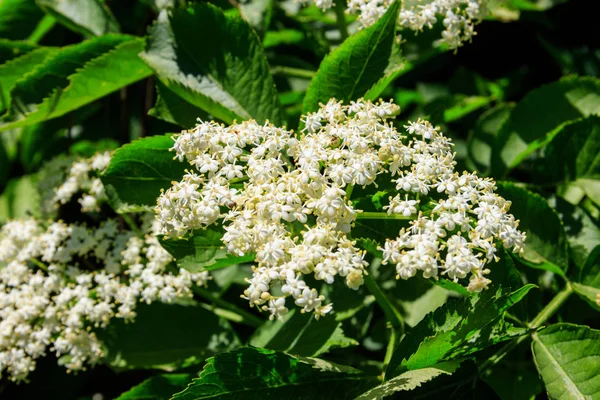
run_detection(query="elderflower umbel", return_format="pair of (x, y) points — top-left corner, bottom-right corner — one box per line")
(0, 155), (209, 382)
(38, 152), (112, 215)
(156, 98), (525, 322)
(304, 0), (486, 50)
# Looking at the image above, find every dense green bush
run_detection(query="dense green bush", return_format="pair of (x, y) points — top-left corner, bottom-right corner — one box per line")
(1, 0), (599, 398)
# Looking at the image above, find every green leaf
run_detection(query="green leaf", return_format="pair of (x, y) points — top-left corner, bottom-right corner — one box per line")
(141, 2), (283, 125)
(101, 134), (186, 211)
(171, 347), (378, 400)
(532, 323), (600, 399)
(496, 182), (569, 276)
(484, 362), (543, 400)
(572, 246), (600, 312)
(537, 117), (600, 184)
(0, 46), (57, 114)
(492, 76), (600, 176)
(158, 228), (255, 273)
(249, 309), (358, 357)
(552, 197), (600, 268)
(302, 0), (401, 114)
(356, 362), (460, 400)
(0, 39), (38, 64)
(148, 80), (208, 128)
(442, 95), (493, 123)
(36, 0), (120, 36)
(1, 35), (152, 131)
(0, 0), (45, 40)
(99, 302), (239, 369)
(116, 374), (192, 400)
(363, 44), (406, 102)
(387, 284), (536, 377)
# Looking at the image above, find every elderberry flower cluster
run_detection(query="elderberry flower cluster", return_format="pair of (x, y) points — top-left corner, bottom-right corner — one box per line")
(155, 98), (525, 321)
(307, 0), (486, 50)
(0, 155), (209, 382)
(42, 152), (112, 214)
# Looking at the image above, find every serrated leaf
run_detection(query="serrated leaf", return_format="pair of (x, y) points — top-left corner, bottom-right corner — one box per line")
(149, 80), (209, 128)
(249, 308), (358, 357)
(356, 361), (460, 400)
(537, 117), (600, 184)
(158, 228), (255, 273)
(1, 34), (152, 131)
(572, 245), (600, 312)
(0, 46), (57, 114)
(141, 3), (283, 125)
(99, 302), (239, 370)
(171, 347), (378, 400)
(100, 134), (186, 211)
(116, 374), (192, 400)
(0, 0), (45, 40)
(492, 76), (600, 176)
(532, 323), (600, 399)
(0, 39), (38, 64)
(496, 182), (569, 276)
(302, 0), (401, 114)
(387, 284), (535, 377)
(36, 0), (120, 36)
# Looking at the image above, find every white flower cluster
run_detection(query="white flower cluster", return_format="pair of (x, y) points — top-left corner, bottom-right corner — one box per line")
(307, 0), (485, 50)
(155, 98), (525, 321)
(0, 156), (209, 382)
(48, 152), (112, 214)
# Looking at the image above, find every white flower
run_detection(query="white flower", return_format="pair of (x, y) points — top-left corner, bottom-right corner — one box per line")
(0, 156), (211, 382)
(157, 97), (525, 321)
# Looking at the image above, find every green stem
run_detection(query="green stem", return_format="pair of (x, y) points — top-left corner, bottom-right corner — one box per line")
(479, 282), (573, 372)
(345, 184), (355, 201)
(28, 15), (55, 44)
(271, 66), (316, 79)
(122, 213), (143, 236)
(30, 258), (48, 272)
(193, 286), (263, 328)
(528, 282), (572, 329)
(356, 212), (415, 220)
(363, 262), (404, 371)
(334, 0), (349, 41)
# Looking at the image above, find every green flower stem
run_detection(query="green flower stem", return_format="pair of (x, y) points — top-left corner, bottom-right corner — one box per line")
(193, 286), (264, 328)
(479, 282), (573, 372)
(30, 258), (48, 272)
(528, 282), (573, 329)
(271, 66), (316, 79)
(345, 184), (355, 200)
(364, 265), (404, 371)
(28, 15), (56, 44)
(334, 0), (349, 41)
(356, 212), (415, 220)
(121, 213), (143, 236)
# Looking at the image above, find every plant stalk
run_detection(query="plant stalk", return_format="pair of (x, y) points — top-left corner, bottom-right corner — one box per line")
(193, 286), (264, 328)
(271, 66), (316, 79)
(121, 213), (143, 236)
(356, 212), (415, 220)
(334, 0), (349, 41)
(363, 263), (404, 372)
